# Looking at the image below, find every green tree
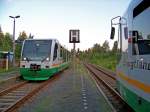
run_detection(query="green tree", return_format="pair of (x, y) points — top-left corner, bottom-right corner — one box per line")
(0, 32), (12, 51)
(29, 33), (34, 39)
(93, 43), (101, 52)
(3, 33), (13, 51)
(112, 41), (118, 53)
(15, 44), (22, 59)
(102, 40), (110, 52)
(15, 31), (28, 59)
(0, 32), (4, 50)
(18, 31), (27, 41)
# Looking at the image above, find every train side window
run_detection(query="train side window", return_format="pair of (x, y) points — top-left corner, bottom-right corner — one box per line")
(132, 31), (139, 55)
(53, 43), (58, 60)
(63, 50), (66, 62)
(133, 1), (150, 55)
(124, 27), (128, 39)
(60, 47), (63, 57)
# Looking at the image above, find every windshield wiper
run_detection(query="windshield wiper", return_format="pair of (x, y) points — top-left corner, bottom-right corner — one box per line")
(41, 56), (49, 62)
(26, 57), (32, 62)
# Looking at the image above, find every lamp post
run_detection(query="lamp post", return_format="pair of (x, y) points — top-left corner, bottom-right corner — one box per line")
(9, 15), (20, 67)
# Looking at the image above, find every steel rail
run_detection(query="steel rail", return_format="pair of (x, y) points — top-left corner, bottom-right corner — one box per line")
(4, 79), (52, 112)
(0, 77), (58, 112)
(0, 81), (27, 96)
(0, 75), (22, 92)
(85, 63), (134, 112)
(89, 63), (116, 80)
(0, 75), (20, 84)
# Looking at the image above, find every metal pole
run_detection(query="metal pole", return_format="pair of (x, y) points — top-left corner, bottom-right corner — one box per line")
(9, 15), (20, 67)
(73, 43), (76, 71)
(119, 18), (122, 54)
(73, 43), (76, 59)
(13, 19), (16, 67)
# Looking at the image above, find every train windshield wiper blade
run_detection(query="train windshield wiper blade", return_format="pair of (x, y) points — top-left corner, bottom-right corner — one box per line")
(26, 57), (32, 62)
(41, 56), (49, 62)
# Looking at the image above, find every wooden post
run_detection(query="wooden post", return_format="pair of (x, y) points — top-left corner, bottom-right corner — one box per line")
(6, 56), (8, 70)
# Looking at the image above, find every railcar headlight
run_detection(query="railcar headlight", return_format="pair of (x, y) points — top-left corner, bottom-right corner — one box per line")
(46, 57), (49, 61)
(23, 57), (27, 61)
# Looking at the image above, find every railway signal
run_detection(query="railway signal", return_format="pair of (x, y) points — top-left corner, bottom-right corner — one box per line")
(69, 29), (80, 68)
(69, 30), (80, 43)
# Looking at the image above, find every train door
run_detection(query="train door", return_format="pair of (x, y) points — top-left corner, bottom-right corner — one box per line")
(60, 46), (63, 63)
(53, 42), (59, 64)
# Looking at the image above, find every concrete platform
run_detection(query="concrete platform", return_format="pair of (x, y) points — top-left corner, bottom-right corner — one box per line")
(18, 64), (113, 112)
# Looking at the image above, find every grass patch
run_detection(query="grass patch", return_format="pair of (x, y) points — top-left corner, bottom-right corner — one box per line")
(0, 67), (18, 74)
(80, 52), (117, 71)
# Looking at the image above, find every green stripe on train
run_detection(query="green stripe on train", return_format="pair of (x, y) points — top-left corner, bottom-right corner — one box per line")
(117, 81), (150, 112)
(20, 67), (58, 80)
(20, 62), (70, 81)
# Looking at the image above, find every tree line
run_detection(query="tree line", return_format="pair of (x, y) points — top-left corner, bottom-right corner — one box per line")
(78, 40), (118, 56)
(78, 40), (118, 71)
(0, 26), (33, 59)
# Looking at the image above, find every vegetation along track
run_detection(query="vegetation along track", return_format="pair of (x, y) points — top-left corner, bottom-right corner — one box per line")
(84, 63), (134, 112)
(0, 76), (56, 112)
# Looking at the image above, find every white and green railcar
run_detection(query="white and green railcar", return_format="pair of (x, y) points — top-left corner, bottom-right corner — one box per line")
(20, 39), (70, 80)
(110, 0), (150, 111)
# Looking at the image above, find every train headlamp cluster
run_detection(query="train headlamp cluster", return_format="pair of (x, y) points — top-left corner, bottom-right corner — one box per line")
(46, 57), (49, 61)
(23, 57), (27, 61)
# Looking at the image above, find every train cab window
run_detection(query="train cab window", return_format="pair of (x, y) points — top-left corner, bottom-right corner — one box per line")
(133, 1), (150, 55)
(53, 43), (58, 60)
(138, 40), (150, 55)
(132, 33), (150, 55)
(22, 40), (52, 61)
(124, 27), (128, 39)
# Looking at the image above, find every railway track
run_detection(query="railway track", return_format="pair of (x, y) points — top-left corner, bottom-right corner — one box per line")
(85, 63), (134, 112)
(0, 77), (55, 112)
(0, 76), (21, 92)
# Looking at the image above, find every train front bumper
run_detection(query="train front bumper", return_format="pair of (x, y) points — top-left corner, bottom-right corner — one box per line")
(20, 67), (59, 81)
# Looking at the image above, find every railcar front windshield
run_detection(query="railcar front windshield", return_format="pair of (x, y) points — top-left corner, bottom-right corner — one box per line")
(22, 40), (52, 61)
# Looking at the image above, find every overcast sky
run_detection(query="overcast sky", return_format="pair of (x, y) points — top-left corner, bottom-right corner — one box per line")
(0, 0), (131, 50)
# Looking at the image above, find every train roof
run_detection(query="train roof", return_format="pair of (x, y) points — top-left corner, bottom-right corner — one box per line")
(23, 38), (69, 50)
(125, 0), (143, 14)
(25, 38), (58, 41)
(23, 39), (70, 51)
